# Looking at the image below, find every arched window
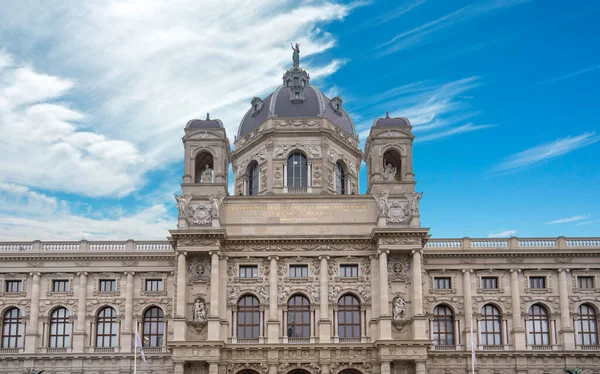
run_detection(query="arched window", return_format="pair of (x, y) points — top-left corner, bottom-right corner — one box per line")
(335, 161), (345, 195)
(49, 307), (70, 348)
(338, 294), (360, 339)
(237, 295), (260, 339)
(577, 304), (598, 346)
(143, 307), (164, 347)
(287, 295), (310, 338)
(527, 304), (550, 345)
(432, 305), (454, 345)
(287, 153), (307, 188)
(194, 151), (214, 183)
(248, 161), (259, 196)
(480, 304), (502, 346)
(96, 307), (118, 348)
(1, 308), (23, 349)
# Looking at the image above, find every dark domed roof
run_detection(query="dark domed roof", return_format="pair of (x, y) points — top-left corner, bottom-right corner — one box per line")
(186, 114), (223, 129)
(373, 113), (411, 127)
(237, 85), (355, 138)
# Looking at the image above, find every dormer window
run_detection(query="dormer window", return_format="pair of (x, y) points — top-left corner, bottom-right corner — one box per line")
(330, 97), (343, 116)
(250, 97), (264, 117)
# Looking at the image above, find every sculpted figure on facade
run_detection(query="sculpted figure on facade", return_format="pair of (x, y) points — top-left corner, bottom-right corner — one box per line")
(406, 192), (423, 216)
(291, 43), (300, 68)
(175, 194), (192, 218)
(208, 190), (226, 218)
(393, 296), (406, 320)
(193, 298), (207, 322)
(373, 191), (389, 217)
(382, 158), (397, 181)
(200, 164), (213, 183)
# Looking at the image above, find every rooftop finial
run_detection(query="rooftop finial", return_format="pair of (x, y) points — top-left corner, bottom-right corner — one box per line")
(385, 111), (390, 119)
(291, 43), (300, 68)
(206, 113), (210, 120)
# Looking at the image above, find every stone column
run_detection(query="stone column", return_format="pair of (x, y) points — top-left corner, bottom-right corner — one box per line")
(283, 163), (288, 192)
(73, 272), (88, 353)
(207, 251), (221, 340)
(463, 269), (473, 349)
(174, 252), (188, 342)
(174, 363), (185, 374)
(380, 361), (391, 374)
(121, 272), (134, 353)
(307, 162), (312, 188)
(176, 252), (187, 317)
(415, 361), (427, 374)
(267, 256), (279, 343)
(25, 272), (41, 353)
(510, 269), (526, 350)
(411, 249), (427, 340)
(318, 256), (331, 343)
(370, 255), (379, 339)
(558, 269), (575, 349)
(378, 250), (392, 340)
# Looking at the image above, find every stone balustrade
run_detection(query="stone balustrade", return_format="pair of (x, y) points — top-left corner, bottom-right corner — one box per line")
(425, 236), (600, 250)
(0, 240), (173, 253)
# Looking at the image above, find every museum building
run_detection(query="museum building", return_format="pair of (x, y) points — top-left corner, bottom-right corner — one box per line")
(1, 47), (599, 374)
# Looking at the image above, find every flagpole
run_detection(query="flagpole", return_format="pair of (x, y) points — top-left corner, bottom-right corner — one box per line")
(134, 320), (137, 374)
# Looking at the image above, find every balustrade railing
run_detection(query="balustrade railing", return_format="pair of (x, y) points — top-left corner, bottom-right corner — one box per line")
(287, 187), (308, 194)
(425, 237), (599, 250)
(0, 240), (173, 253)
(577, 344), (600, 351)
(0, 348), (21, 354)
(287, 337), (310, 344)
(431, 345), (458, 351)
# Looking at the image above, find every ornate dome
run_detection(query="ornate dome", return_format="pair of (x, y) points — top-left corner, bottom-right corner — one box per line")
(237, 45), (355, 138)
(373, 112), (411, 127)
(186, 113), (223, 129)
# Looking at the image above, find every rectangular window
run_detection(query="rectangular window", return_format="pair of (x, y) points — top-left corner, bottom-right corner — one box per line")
(434, 277), (451, 289)
(340, 264), (359, 278)
(239, 265), (258, 279)
(145, 279), (164, 292)
(289, 265), (308, 278)
(578, 276), (594, 289)
(5, 280), (22, 293)
(52, 280), (70, 292)
(98, 279), (116, 292)
(529, 276), (546, 289)
(481, 277), (498, 289)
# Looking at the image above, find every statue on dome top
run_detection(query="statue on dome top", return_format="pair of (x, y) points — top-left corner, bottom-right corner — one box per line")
(291, 43), (300, 68)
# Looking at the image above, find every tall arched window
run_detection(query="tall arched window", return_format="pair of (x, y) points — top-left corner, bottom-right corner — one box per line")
(432, 305), (454, 345)
(237, 295), (260, 339)
(335, 161), (345, 195)
(287, 295), (310, 338)
(527, 304), (550, 346)
(49, 307), (70, 348)
(143, 307), (164, 347)
(248, 161), (259, 196)
(1, 308), (23, 349)
(287, 153), (307, 188)
(577, 304), (598, 346)
(480, 304), (502, 346)
(338, 294), (360, 339)
(96, 307), (118, 348)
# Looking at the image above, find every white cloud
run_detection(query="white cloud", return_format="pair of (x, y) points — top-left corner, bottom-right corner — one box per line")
(375, 0), (531, 55)
(494, 132), (600, 173)
(540, 64), (600, 84)
(0, 183), (172, 240)
(0, 1), (352, 198)
(414, 122), (495, 143)
(544, 215), (589, 224)
(487, 229), (517, 238)
(575, 221), (594, 226)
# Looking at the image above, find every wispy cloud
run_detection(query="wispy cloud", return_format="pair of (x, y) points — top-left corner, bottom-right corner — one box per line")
(494, 132), (600, 173)
(545, 215), (590, 224)
(575, 221), (594, 226)
(366, 0), (428, 27)
(375, 0), (530, 55)
(488, 229), (517, 238)
(540, 64), (600, 84)
(354, 77), (492, 142)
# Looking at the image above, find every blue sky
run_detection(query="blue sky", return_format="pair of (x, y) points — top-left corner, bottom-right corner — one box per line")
(0, 0), (598, 240)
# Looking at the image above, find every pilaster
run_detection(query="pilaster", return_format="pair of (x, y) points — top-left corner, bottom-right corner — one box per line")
(510, 269), (526, 350)
(24, 272), (41, 353)
(378, 250), (392, 339)
(558, 268), (575, 349)
(73, 272), (88, 353)
(268, 256), (279, 343)
(121, 272), (134, 353)
(207, 251), (221, 341)
(463, 268), (473, 349)
(319, 255), (331, 343)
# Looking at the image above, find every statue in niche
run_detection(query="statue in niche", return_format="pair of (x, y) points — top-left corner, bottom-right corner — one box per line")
(200, 164), (213, 183)
(174, 194), (192, 218)
(291, 43), (300, 68)
(382, 158), (397, 181)
(193, 299), (207, 322)
(393, 296), (406, 320)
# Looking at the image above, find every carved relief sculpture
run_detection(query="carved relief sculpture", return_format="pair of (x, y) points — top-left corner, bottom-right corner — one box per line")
(373, 191), (389, 217)
(405, 192), (423, 216)
(193, 298), (207, 322)
(208, 190), (226, 218)
(175, 194), (192, 218)
(392, 296), (406, 320)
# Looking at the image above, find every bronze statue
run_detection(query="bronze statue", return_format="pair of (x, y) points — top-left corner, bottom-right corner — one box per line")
(291, 43), (300, 68)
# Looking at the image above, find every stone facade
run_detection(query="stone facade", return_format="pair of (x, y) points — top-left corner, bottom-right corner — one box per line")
(1, 54), (599, 374)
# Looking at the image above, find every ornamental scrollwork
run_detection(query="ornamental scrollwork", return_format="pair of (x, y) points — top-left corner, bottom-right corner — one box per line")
(381, 237), (421, 245)
(388, 256), (411, 281)
(188, 257), (211, 283)
(227, 363), (268, 374)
